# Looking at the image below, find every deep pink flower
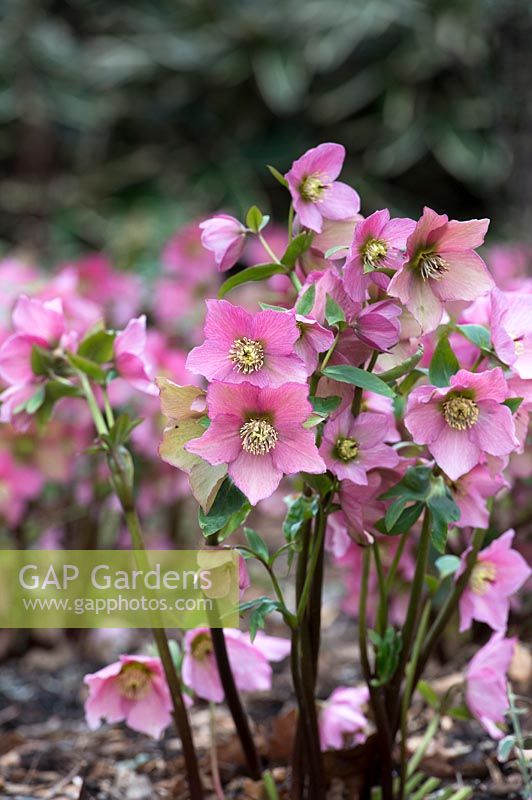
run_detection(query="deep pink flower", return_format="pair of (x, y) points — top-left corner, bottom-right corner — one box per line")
(465, 633), (516, 739)
(491, 289), (532, 380)
(319, 686), (369, 750)
(186, 300), (307, 388)
(294, 313), (335, 372)
(114, 315), (157, 396)
(199, 214), (247, 272)
(285, 143), (360, 233)
(458, 530), (531, 632)
(182, 628), (290, 702)
(320, 410), (399, 484)
(344, 209), (416, 301)
(84, 655), (173, 739)
(451, 465), (508, 529)
(163, 219), (216, 281)
(353, 299), (402, 351)
(186, 382), (325, 504)
(388, 207), (493, 332)
(338, 474), (387, 542)
(405, 368), (518, 481)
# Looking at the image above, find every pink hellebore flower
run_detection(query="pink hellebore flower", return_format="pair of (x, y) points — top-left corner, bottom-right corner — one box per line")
(285, 143), (360, 233)
(458, 530), (531, 633)
(320, 410), (399, 484)
(491, 289), (532, 379)
(344, 209), (416, 302)
(405, 368), (518, 481)
(199, 214), (247, 272)
(186, 382), (325, 505)
(353, 299), (402, 352)
(163, 219), (216, 281)
(0, 450), (43, 526)
(294, 313), (335, 372)
(465, 632), (516, 739)
(451, 465), (508, 529)
(84, 655), (173, 739)
(186, 300), (308, 388)
(182, 628), (290, 703)
(319, 686), (369, 750)
(114, 315), (158, 396)
(388, 207), (493, 332)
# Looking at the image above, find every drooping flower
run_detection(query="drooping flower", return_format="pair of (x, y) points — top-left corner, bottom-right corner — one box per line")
(182, 628), (290, 702)
(450, 465), (508, 529)
(491, 289), (532, 380)
(343, 209), (416, 301)
(199, 214), (247, 272)
(353, 299), (402, 352)
(387, 207), (493, 332)
(458, 530), (531, 632)
(405, 368), (518, 481)
(186, 300), (307, 388)
(84, 655), (173, 739)
(465, 632), (516, 739)
(318, 686), (369, 750)
(114, 315), (158, 396)
(338, 474), (387, 543)
(294, 313), (335, 372)
(285, 143), (360, 233)
(320, 410), (399, 484)
(186, 382), (325, 504)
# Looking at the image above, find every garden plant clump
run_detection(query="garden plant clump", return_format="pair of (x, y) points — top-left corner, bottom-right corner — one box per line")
(0, 142), (531, 800)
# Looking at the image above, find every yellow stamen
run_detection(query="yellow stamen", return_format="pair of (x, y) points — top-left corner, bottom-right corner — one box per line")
(299, 174), (326, 202)
(335, 437), (359, 462)
(442, 396), (479, 430)
(240, 418), (278, 456)
(470, 561), (497, 595)
(117, 662), (152, 700)
(229, 337), (264, 374)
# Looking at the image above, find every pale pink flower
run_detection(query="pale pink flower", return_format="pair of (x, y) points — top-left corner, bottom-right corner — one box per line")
(114, 315), (158, 396)
(182, 628), (290, 702)
(84, 655), (173, 739)
(465, 632), (516, 739)
(299, 217), (362, 275)
(163, 219), (216, 281)
(285, 143), (360, 233)
(405, 368), (518, 481)
(186, 300), (307, 387)
(344, 209), (416, 301)
(199, 214), (247, 272)
(0, 450), (43, 525)
(388, 207), (493, 332)
(338, 474), (387, 542)
(294, 313), (335, 372)
(451, 465), (508, 529)
(319, 686), (369, 750)
(320, 410), (399, 484)
(186, 382), (325, 505)
(67, 254), (142, 327)
(491, 289), (532, 379)
(458, 530), (531, 632)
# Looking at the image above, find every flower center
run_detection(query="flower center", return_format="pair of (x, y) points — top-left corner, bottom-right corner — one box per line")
(229, 337), (264, 374)
(117, 662), (152, 700)
(470, 561), (497, 595)
(418, 252), (449, 281)
(514, 339), (525, 356)
(361, 238), (388, 269)
(240, 418), (278, 456)
(442, 396), (479, 430)
(299, 174), (327, 202)
(335, 437), (359, 462)
(191, 631), (213, 660)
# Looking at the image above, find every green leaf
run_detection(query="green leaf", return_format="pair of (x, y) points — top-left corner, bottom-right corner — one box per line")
(447, 705), (472, 721)
(417, 680), (440, 709)
(25, 385), (46, 414)
(457, 324), (491, 351)
(198, 478), (251, 540)
(244, 528), (269, 562)
(240, 596), (282, 641)
(504, 397), (523, 414)
(218, 263), (287, 298)
(102, 413), (142, 447)
(429, 336), (459, 387)
(295, 283), (316, 316)
(309, 395), (342, 416)
(245, 205), (267, 233)
(78, 329), (116, 363)
(67, 351), (107, 382)
(259, 302), (287, 312)
(283, 493), (320, 545)
(300, 472), (334, 494)
(378, 345), (424, 384)
(324, 245), (349, 259)
(435, 554), (461, 579)
(426, 477), (461, 552)
(281, 232), (314, 268)
(376, 502), (424, 537)
(321, 365), (395, 398)
(267, 164), (289, 188)
(325, 294), (346, 326)
(370, 626), (402, 686)
(381, 466), (432, 501)
(31, 345), (52, 377)
(497, 734), (515, 762)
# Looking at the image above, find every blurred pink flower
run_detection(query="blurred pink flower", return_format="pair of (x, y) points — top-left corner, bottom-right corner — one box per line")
(186, 300), (307, 387)
(66, 254), (142, 326)
(344, 209), (415, 301)
(199, 214), (246, 272)
(465, 632), (515, 739)
(451, 465), (508, 529)
(114, 315), (157, 396)
(84, 654), (173, 739)
(285, 143), (360, 233)
(388, 207), (493, 332)
(0, 449), (43, 525)
(182, 628), (290, 702)
(186, 382), (325, 504)
(458, 530), (531, 632)
(491, 289), (532, 379)
(320, 410), (399, 484)
(319, 686), (369, 750)
(405, 368), (518, 480)
(163, 219), (216, 281)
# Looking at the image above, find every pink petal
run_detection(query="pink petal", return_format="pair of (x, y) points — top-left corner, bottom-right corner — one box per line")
(429, 426), (481, 480)
(430, 251), (494, 302)
(13, 295), (65, 342)
(288, 143), (346, 182)
(0, 333), (47, 385)
(272, 429), (327, 476)
(404, 396), (445, 445)
(125, 685), (172, 738)
(251, 309), (300, 353)
(470, 402), (518, 456)
(225, 635), (272, 692)
(114, 315), (147, 358)
(407, 207), (448, 256)
(203, 299), (252, 343)
(437, 218), (489, 251)
(185, 415), (242, 465)
(317, 181), (360, 220)
(294, 199), (324, 233)
(185, 340), (236, 383)
(182, 652), (224, 702)
(229, 451), (282, 505)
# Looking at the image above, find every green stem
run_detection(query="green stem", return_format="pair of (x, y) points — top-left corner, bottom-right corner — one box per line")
(373, 542), (387, 636)
(77, 371), (107, 436)
(351, 351), (378, 416)
(384, 530), (408, 591)
(296, 493), (331, 620)
(288, 203), (294, 241)
(102, 385), (115, 428)
(319, 331), (340, 372)
(259, 233), (281, 265)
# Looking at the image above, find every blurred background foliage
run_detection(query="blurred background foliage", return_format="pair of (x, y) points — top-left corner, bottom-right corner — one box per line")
(0, 0), (531, 270)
